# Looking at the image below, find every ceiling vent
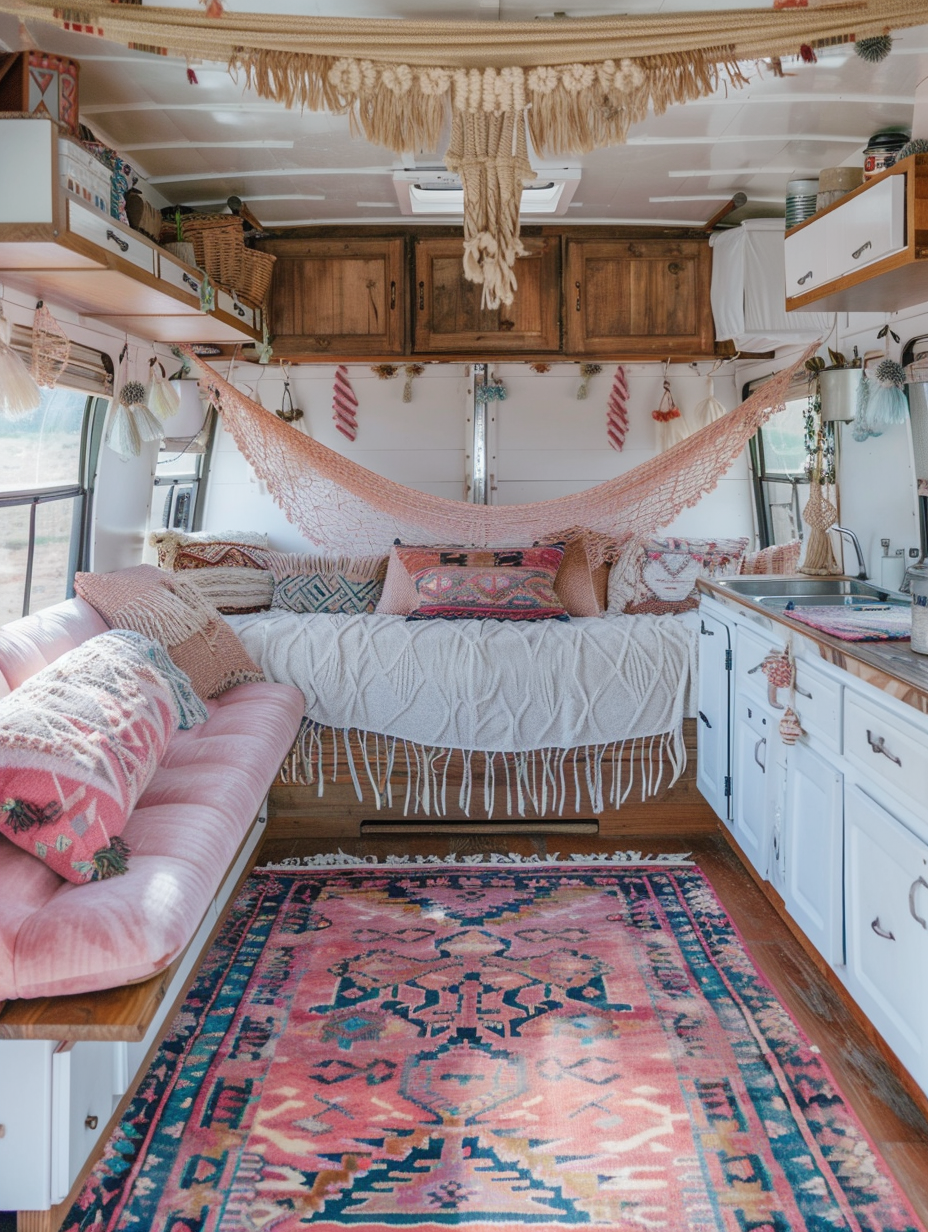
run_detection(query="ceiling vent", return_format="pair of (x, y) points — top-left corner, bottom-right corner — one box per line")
(393, 167), (580, 216)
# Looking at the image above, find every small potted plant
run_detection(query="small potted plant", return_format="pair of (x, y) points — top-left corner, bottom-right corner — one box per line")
(163, 208), (197, 269)
(806, 347), (862, 423)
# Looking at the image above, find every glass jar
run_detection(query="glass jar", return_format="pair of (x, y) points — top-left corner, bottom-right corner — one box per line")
(909, 563), (928, 654)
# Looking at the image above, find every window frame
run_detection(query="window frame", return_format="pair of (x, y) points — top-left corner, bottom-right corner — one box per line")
(745, 376), (816, 550)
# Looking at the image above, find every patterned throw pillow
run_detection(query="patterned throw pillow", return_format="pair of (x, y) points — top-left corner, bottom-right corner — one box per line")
(264, 552), (387, 615)
(0, 631), (180, 883)
(150, 529), (269, 570)
(74, 565), (265, 700)
(611, 536), (749, 615)
(395, 544), (569, 622)
(175, 566), (274, 614)
(740, 539), (802, 575)
(107, 630), (209, 729)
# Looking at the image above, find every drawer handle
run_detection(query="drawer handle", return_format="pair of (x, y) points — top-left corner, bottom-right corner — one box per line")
(106, 229), (129, 253)
(795, 683), (812, 699)
(390, 279), (396, 310)
(866, 729), (901, 766)
(700, 619), (714, 636)
(909, 876), (928, 929)
(575, 280), (581, 312)
(754, 736), (766, 771)
(231, 297), (246, 318)
(182, 272), (199, 292)
(851, 240), (872, 261)
(871, 917), (895, 941)
(698, 710), (712, 729)
(84, 1115), (98, 1131)
(797, 270), (813, 285)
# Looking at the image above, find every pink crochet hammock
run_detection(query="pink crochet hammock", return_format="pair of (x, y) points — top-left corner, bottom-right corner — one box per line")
(185, 348), (812, 562)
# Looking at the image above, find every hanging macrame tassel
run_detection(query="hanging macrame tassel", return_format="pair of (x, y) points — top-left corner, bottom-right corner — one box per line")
(31, 302), (70, 388)
(851, 369), (881, 441)
(607, 364), (629, 451)
(105, 401), (142, 459)
(798, 472), (841, 575)
(332, 364), (358, 441)
(868, 358), (909, 427)
(577, 362), (602, 400)
(651, 378), (689, 451)
(691, 374), (728, 429)
(146, 358), (181, 422)
(0, 305), (41, 420)
(403, 364), (424, 403)
(121, 379), (164, 444)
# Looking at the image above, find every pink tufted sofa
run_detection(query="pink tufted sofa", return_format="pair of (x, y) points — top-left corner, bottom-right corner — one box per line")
(0, 597), (305, 1003)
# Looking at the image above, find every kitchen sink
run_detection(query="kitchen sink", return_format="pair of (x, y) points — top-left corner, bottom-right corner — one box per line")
(756, 593), (909, 609)
(712, 577), (897, 599)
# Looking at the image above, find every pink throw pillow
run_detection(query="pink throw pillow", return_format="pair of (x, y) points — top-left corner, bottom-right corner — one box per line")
(0, 631), (179, 883)
(395, 544), (569, 622)
(620, 536), (750, 615)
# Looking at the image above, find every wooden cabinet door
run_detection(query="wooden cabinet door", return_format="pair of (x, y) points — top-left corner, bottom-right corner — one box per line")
(413, 235), (560, 353)
(565, 238), (714, 355)
(695, 605), (732, 823)
(263, 237), (405, 358)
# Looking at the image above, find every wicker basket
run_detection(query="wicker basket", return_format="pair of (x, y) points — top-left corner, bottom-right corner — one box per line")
(237, 248), (276, 307)
(165, 214), (244, 286)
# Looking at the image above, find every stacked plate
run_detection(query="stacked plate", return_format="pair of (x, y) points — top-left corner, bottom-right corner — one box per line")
(786, 178), (819, 229)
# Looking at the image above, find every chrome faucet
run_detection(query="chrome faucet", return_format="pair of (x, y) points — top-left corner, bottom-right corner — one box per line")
(831, 526), (868, 580)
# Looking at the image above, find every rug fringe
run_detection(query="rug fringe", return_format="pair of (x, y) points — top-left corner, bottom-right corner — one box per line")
(260, 850), (694, 869)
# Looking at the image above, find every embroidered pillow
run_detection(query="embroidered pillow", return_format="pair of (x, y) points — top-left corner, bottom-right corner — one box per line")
(174, 565), (274, 614)
(0, 631), (179, 883)
(150, 529), (269, 570)
(740, 539), (801, 576)
(397, 544), (569, 622)
(377, 540), (598, 618)
(615, 536), (749, 615)
(264, 552), (387, 615)
(107, 630), (209, 729)
(74, 565), (264, 700)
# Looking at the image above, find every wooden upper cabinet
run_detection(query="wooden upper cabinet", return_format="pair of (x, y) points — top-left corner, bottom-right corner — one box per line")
(564, 238), (714, 356)
(262, 237), (405, 358)
(414, 235), (560, 353)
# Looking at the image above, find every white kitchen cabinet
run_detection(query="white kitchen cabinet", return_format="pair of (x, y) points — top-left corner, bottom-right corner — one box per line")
(695, 605), (732, 821)
(783, 739), (844, 965)
(825, 174), (905, 278)
(784, 211), (831, 297)
(732, 691), (775, 877)
(845, 784), (928, 1088)
(844, 688), (928, 822)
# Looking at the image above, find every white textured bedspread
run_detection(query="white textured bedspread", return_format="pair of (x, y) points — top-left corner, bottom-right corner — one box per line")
(228, 611), (696, 754)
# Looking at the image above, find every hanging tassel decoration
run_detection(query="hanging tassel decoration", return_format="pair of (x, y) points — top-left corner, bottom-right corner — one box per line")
(606, 364), (629, 451)
(691, 374), (728, 429)
(120, 378), (164, 444)
(146, 358), (181, 422)
(403, 363), (424, 403)
(779, 707), (805, 745)
(0, 305), (41, 420)
(851, 367), (881, 442)
(31, 302), (70, 388)
(577, 362), (602, 400)
(854, 33), (893, 63)
(651, 378), (689, 451)
(868, 358), (909, 427)
(332, 364), (358, 441)
(799, 43), (817, 62)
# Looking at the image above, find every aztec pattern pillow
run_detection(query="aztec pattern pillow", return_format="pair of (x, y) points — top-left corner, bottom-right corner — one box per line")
(264, 551), (387, 615)
(0, 631), (180, 883)
(107, 630), (209, 729)
(740, 539), (802, 576)
(610, 535), (749, 615)
(74, 565), (265, 700)
(377, 539), (599, 618)
(150, 529), (269, 570)
(397, 544), (569, 622)
(174, 565), (274, 614)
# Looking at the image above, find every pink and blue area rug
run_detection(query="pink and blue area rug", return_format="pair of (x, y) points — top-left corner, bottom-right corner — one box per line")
(65, 860), (924, 1232)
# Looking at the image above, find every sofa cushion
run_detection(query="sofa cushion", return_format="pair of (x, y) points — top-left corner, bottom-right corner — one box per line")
(0, 679), (304, 1000)
(0, 598), (108, 694)
(0, 631), (180, 884)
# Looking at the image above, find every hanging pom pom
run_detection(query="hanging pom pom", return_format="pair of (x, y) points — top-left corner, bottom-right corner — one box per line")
(187, 67), (199, 85)
(31, 302), (70, 388)
(0, 305), (41, 420)
(854, 33), (893, 63)
(606, 364), (629, 451)
(332, 364), (358, 440)
(651, 378), (689, 451)
(691, 374), (728, 430)
(146, 358), (181, 422)
(868, 358), (909, 427)
(798, 44), (817, 63)
(577, 362), (602, 400)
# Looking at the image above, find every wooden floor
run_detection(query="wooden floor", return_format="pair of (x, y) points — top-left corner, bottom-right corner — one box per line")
(261, 826), (928, 1226)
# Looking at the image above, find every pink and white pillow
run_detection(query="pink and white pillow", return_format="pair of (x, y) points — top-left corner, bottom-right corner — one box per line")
(0, 631), (180, 883)
(608, 536), (749, 615)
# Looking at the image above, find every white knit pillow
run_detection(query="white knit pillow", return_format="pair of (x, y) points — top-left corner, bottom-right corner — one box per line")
(176, 566), (274, 613)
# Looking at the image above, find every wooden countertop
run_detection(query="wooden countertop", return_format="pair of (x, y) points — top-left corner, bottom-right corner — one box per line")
(698, 577), (928, 718)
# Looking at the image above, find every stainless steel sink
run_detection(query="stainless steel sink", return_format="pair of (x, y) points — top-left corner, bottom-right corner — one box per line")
(756, 593), (909, 609)
(712, 576), (909, 609)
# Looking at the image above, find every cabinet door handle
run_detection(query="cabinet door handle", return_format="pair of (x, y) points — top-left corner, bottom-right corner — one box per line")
(575, 280), (581, 311)
(866, 729), (902, 766)
(418, 280), (424, 310)
(909, 876), (928, 929)
(851, 240), (872, 261)
(700, 619), (714, 636)
(698, 710), (712, 729)
(795, 683), (813, 699)
(667, 261), (683, 275)
(871, 917), (895, 941)
(84, 1115), (98, 1130)
(106, 229), (129, 253)
(182, 272), (199, 292)
(797, 270), (813, 285)
(232, 297), (246, 318)
(390, 280), (396, 310)
(754, 736), (766, 771)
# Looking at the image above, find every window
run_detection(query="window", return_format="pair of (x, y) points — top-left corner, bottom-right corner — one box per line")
(147, 399), (213, 537)
(0, 384), (98, 623)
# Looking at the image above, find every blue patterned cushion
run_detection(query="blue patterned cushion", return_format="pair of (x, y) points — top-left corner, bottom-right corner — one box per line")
(108, 630), (209, 729)
(264, 552), (387, 615)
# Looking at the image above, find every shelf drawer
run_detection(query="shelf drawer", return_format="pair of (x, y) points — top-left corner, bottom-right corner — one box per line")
(792, 657), (841, 753)
(827, 174), (905, 275)
(784, 212), (830, 295)
(158, 253), (202, 300)
(68, 202), (155, 276)
(218, 288), (254, 328)
(845, 689), (928, 815)
(735, 623), (786, 707)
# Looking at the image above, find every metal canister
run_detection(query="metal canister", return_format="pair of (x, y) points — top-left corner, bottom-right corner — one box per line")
(863, 131), (909, 180)
(909, 563), (928, 654)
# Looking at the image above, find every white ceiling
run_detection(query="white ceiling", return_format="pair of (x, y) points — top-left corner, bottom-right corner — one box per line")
(1, 1), (925, 230)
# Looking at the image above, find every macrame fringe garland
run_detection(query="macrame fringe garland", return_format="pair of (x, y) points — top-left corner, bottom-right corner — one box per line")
(278, 720), (686, 819)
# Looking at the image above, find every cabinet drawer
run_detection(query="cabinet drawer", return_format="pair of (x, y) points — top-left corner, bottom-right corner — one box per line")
(845, 689), (928, 815)
(735, 623), (786, 706)
(218, 288), (254, 328)
(827, 174), (905, 276)
(785, 213), (831, 296)
(158, 253), (202, 300)
(792, 657), (841, 752)
(68, 202), (156, 276)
